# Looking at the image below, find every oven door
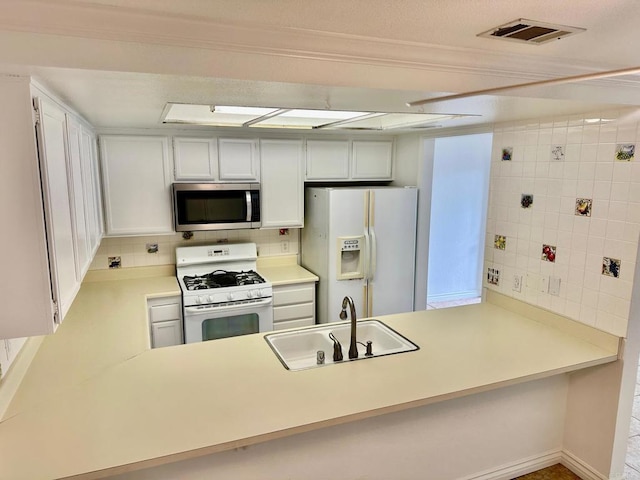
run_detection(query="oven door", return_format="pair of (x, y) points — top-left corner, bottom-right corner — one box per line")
(183, 297), (273, 343)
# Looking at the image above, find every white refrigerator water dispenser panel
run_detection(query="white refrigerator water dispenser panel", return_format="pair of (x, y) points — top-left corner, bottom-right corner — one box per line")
(336, 235), (364, 280)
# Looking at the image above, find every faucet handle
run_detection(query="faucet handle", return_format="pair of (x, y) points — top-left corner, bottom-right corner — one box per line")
(329, 333), (343, 362)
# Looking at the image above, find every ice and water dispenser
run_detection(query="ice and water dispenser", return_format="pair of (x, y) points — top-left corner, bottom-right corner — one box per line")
(336, 236), (365, 280)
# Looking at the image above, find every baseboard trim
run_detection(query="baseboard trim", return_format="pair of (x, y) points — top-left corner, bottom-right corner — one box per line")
(561, 450), (612, 480)
(453, 449), (615, 480)
(458, 450), (562, 480)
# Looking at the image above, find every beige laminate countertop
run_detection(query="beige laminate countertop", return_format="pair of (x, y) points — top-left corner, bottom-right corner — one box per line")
(0, 270), (619, 480)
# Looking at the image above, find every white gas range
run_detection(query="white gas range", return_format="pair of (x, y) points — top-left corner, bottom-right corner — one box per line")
(176, 243), (273, 343)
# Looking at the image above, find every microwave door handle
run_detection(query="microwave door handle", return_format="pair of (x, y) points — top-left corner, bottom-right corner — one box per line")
(245, 191), (252, 222)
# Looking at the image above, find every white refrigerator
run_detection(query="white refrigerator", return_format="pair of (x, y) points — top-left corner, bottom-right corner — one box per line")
(301, 186), (418, 324)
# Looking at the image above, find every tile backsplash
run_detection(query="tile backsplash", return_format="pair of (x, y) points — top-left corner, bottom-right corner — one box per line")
(90, 228), (300, 271)
(484, 111), (640, 337)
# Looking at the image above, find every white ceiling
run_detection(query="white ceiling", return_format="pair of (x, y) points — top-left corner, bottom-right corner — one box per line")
(0, 0), (639, 131)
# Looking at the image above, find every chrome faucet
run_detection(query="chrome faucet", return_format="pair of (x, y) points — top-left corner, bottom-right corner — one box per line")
(339, 296), (359, 359)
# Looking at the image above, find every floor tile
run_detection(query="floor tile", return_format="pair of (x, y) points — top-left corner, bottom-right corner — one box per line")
(627, 436), (640, 471)
(626, 464), (640, 480)
(634, 396), (640, 420)
(513, 464), (581, 479)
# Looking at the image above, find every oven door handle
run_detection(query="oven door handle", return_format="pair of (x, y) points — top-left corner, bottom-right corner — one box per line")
(184, 297), (272, 314)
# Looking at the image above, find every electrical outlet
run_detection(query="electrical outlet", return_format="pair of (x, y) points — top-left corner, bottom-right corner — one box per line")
(512, 274), (522, 292)
(281, 240), (290, 253)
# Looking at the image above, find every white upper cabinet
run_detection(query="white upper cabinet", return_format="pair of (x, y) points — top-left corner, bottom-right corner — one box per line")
(218, 137), (260, 181)
(173, 137), (218, 180)
(305, 140), (350, 180)
(80, 126), (103, 256)
(305, 139), (393, 181)
(35, 96), (81, 324)
(260, 139), (304, 228)
(100, 135), (174, 236)
(351, 140), (393, 179)
(65, 115), (91, 278)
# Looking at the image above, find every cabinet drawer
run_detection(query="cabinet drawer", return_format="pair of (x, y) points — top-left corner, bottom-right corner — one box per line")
(151, 319), (183, 348)
(273, 317), (315, 331)
(273, 303), (314, 322)
(149, 303), (181, 323)
(273, 284), (314, 306)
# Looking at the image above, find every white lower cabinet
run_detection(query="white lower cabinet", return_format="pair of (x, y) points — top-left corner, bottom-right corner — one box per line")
(272, 283), (316, 330)
(148, 296), (183, 348)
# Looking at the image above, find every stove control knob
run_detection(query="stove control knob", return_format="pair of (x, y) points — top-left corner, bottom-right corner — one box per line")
(207, 295), (213, 303)
(253, 289), (262, 298)
(196, 296), (204, 304)
(246, 290), (253, 299)
(227, 293), (235, 301)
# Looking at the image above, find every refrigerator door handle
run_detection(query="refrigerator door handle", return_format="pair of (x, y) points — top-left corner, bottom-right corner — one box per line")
(363, 230), (371, 280)
(370, 227), (378, 280)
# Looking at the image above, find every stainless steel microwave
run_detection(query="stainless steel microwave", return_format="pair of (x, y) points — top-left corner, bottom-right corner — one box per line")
(172, 183), (261, 231)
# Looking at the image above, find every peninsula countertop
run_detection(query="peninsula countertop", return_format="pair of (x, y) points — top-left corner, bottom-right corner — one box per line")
(0, 268), (619, 480)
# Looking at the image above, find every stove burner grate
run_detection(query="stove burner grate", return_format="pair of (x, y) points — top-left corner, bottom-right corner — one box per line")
(182, 270), (266, 291)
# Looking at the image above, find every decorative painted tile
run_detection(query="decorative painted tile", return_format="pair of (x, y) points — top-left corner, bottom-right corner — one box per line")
(541, 244), (556, 263)
(108, 256), (122, 269)
(494, 235), (506, 250)
(487, 267), (500, 286)
(602, 257), (621, 278)
(551, 145), (565, 161)
(615, 143), (635, 161)
(575, 198), (592, 217)
(521, 194), (533, 209)
(501, 147), (513, 161)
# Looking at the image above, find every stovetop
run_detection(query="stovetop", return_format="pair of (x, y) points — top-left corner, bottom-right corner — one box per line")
(182, 270), (266, 291)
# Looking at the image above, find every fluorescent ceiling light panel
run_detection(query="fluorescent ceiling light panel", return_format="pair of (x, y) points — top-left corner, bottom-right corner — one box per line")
(162, 103), (277, 126)
(161, 103), (475, 130)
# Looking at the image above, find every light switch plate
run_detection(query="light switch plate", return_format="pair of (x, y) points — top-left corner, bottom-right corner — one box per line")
(540, 275), (549, 293)
(549, 276), (561, 296)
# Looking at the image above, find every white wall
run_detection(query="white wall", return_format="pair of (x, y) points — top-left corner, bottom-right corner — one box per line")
(393, 135), (435, 311)
(484, 112), (640, 337)
(427, 133), (492, 302)
(109, 376), (568, 480)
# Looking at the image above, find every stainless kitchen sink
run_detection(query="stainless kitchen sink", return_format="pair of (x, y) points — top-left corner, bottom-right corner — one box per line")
(264, 319), (419, 371)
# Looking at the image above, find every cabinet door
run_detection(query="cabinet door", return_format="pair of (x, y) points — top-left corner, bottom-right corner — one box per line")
(305, 140), (350, 180)
(35, 96), (80, 321)
(173, 137), (218, 180)
(260, 139), (304, 228)
(80, 126), (103, 256)
(65, 115), (91, 278)
(351, 140), (393, 180)
(100, 135), (174, 236)
(151, 320), (183, 348)
(218, 138), (259, 181)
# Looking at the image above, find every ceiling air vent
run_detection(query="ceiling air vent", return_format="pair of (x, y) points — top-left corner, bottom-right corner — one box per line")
(478, 19), (585, 45)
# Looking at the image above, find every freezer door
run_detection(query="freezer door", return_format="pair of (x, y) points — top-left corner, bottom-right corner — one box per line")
(326, 188), (368, 323)
(368, 188), (418, 316)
